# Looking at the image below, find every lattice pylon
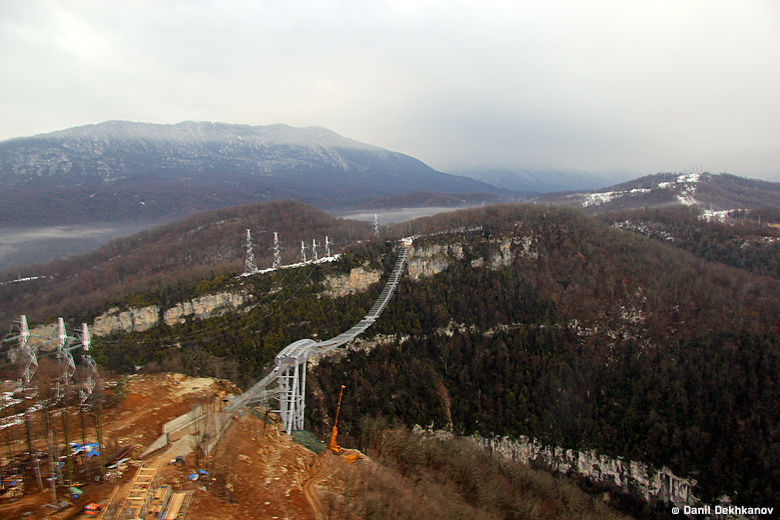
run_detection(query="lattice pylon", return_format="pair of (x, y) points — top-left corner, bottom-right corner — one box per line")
(16, 315), (36, 391)
(245, 229), (258, 274)
(56, 317), (77, 402)
(325, 236), (332, 257)
(77, 324), (98, 406)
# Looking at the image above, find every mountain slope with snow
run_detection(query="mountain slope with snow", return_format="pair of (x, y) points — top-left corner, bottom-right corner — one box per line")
(535, 172), (780, 213)
(0, 121), (500, 226)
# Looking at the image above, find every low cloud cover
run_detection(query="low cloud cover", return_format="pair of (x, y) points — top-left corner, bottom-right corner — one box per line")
(1, 0), (778, 178)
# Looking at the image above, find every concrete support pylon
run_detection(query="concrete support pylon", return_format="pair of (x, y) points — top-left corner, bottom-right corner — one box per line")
(278, 361), (306, 432)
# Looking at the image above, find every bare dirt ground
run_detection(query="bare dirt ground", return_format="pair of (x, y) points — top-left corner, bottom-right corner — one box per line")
(1, 373), (352, 520)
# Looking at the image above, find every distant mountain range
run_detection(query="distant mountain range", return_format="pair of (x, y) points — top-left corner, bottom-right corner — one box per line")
(4, 121), (780, 273)
(0, 121), (500, 226)
(535, 172), (780, 213)
(451, 167), (634, 195)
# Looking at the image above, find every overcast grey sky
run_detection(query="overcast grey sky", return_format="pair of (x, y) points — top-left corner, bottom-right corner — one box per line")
(1, 0), (779, 179)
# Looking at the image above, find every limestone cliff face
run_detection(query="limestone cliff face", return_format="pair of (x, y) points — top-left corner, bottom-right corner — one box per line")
(491, 236), (539, 268)
(163, 292), (248, 326)
(93, 305), (161, 336)
(408, 243), (453, 280)
(323, 267), (381, 297)
(92, 290), (248, 336)
(408, 234), (538, 280)
(89, 264), (383, 336)
(475, 435), (696, 508)
(88, 233), (539, 335)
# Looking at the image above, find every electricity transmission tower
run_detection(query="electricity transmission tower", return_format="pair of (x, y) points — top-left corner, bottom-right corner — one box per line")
(11, 315), (36, 391)
(4, 315), (43, 491)
(76, 324), (98, 406)
(56, 317), (77, 401)
(244, 229), (258, 274)
(325, 236), (333, 257)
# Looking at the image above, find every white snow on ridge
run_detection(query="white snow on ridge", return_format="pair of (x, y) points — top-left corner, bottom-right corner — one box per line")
(676, 194), (697, 206)
(581, 187), (651, 207)
(677, 173), (700, 184)
(580, 173), (704, 208)
(701, 209), (730, 222)
(36, 121), (384, 152)
(582, 191), (617, 207)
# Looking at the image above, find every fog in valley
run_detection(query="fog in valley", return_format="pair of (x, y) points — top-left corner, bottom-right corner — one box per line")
(0, 222), (157, 272)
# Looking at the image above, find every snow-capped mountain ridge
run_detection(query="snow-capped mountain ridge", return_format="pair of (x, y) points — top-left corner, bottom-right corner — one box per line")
(33, 120), (382, 151)
(0, 120), (496, 189)
(536, 172), (780, 213)
(0, 121), (500, 226)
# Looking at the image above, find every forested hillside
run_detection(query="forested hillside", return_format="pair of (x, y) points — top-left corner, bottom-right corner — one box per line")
(537, 172), (780, 214)
(6, 202), (780, 512)
(603, 206), (780, 279)
(308, 205), (780, 508)
(0, 199), (372, 325)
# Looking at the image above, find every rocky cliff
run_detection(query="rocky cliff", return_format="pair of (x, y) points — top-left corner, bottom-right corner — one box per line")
(408, 234), (538, 280)
(163, 292), (248, 326)
(476, 435), (696, 508)
(322, 266), (381, 297)
(88, 264), (386, 337)
(26, 322), (59, 352)
(88, 234), (538, 336)
(93, 305), (162, 336)
(92, 291), (248, 336)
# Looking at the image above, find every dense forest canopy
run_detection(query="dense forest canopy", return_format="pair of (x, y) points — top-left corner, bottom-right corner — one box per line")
(602, 206), (780, 279)
(4, 201), (780, 511)
(313, 204), (780, 507)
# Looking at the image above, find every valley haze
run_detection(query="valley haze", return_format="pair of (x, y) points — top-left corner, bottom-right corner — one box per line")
(1, 120), (778, 270)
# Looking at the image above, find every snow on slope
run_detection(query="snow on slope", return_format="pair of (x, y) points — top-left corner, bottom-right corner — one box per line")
(580, 173), (702, 208)
(33, 121), (383, 151)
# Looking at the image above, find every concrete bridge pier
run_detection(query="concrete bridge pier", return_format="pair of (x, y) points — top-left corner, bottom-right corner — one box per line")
(278, 360), (306, 432)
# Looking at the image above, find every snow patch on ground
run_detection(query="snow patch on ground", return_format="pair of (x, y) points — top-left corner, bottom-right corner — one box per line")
(580, 173), (704, 208)
(582, 192), (617, 207)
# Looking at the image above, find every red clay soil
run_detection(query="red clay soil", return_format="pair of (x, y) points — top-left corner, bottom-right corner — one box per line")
(0, 373), (351, 520)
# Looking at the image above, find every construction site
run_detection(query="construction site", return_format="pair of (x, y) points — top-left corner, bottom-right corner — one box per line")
(1, 371), (361, 520)
(1, 243), (411, 519)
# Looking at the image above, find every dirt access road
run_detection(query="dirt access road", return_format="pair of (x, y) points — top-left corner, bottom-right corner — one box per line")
(2, 373), (353, 520)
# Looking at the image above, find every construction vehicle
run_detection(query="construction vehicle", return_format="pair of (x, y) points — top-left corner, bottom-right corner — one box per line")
(84, 503), (102, 516)
(328, 385), (359, 463)
(329, 385), (346, 453)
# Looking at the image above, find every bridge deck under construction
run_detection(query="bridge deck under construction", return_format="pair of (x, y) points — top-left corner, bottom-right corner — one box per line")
(227, 243), (411, 430)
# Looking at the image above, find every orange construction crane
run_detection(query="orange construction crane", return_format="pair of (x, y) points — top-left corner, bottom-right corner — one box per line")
(329, 385), (346, 453)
